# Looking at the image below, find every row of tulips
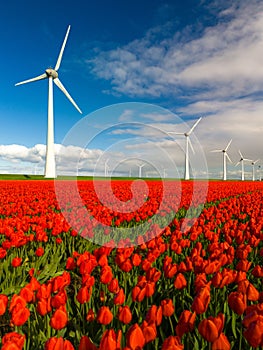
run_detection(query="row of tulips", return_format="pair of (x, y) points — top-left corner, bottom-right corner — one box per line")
(1, 180), (263, 349)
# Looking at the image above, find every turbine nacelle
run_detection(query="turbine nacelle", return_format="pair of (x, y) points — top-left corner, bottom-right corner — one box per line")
(45, 68), (58, 79)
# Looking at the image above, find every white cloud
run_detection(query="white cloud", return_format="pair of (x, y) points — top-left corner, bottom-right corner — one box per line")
(88, 0), (263, 100)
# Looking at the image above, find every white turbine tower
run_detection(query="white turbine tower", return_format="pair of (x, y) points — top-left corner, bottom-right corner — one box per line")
(15, 25), (82, 178)
(251, 159), (260, 181)
(211, 139), (232, 181)
(138, 163), (145, 178)
(168, 117), (202, 180)
(258, 165), (262, 181)
(235, 150), (252, 181)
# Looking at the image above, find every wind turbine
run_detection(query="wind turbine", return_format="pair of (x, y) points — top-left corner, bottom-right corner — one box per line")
(235, 150), (252, 181)
(168, 117), (202, 180)
(138, 163), (145, 178)
(15, 25), (82, 178)
(211, 139), (232, 181)
(251, 159), (260, 181)
(104, 159), (110, 177)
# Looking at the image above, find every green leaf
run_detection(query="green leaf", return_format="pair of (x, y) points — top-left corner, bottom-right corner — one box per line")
(231, 310), (237, 338)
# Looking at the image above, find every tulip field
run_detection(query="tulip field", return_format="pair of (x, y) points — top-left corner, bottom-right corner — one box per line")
(1, 179), (263, 349)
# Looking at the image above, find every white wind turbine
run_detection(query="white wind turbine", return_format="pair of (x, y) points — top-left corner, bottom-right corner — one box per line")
(211, 139), (232, 181)
(15, 25), (82, 178)
(235, 150), (252, 181)
(138, 163), (145, 178)
(104, 159), (110, 177)
(168, 117), (202, 180)
(251, 159), (260, 181)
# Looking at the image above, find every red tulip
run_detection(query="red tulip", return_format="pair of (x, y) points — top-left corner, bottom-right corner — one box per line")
(1, 332), (25, 349)
(108, 278), (120, 293)
(198, 313), (224, 343)
(118, 305), (132, 324)
(37, 298), (52, 316)
(99, 329), (121, 350)
(11, 306), (30, 326)
(86, 308), (95, 322)
(97, 306), (113, 325)
(228, 292), (247, 315)
(212, 333), (231, 350)
(161, 335), (184, 350)
(100, 266), (113, 284)
(36, 247), (44, 257)
(114, 288), (125, 305)
(145, 304), (163, 326)
(11, 257), (22, 267)
(76, 286), (92, 304)
(161, 298), (175, 317)
(238, 279), (259, 301)
(0, 294), (8, 315)
(126, 323), (145, 350)
(19, 286), (34, 303)
(243, 316), (263, 347)
(79, 335), (97, 350)
(50, 307), (68, 330)
(175, 310), (196, 337)
(191, 285), (211, 314)
(141, 320), (157, 343)
(66, 257), (76, 270)
(45, 337), (74, 350)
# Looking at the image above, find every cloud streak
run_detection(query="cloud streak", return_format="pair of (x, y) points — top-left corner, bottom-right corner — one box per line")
(88, 0), (263, 102)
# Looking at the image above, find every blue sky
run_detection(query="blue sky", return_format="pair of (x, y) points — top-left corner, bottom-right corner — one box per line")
(1, 0), (263, 178)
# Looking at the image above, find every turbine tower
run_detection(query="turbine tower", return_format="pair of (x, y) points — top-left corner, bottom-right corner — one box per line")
(138, 163), (145, 178)
(235, 150), (252, 181)
(168, 117), (202, 180)
(211, 139), (232, 180)
(15, 25), (82, 178)
(251, 159), (260, 181)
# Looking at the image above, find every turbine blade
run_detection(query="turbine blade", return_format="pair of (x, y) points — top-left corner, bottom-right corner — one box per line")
(254, 159), (260, 164)
(244, 158), (253, 162)
(235, 161), (240, 166)
(54, 25), (71, 71)
(15, 73), (47, 86)
(188, 117), (202, 135)
(188, 138), (195, 154)
(238, 150), (243, 158)
(225, 139), (232, 151)
(226, 152), (232, 163)
(168, 132), (185, 135)
(53, 78), (82, 114)
(210, 149), (222, 153)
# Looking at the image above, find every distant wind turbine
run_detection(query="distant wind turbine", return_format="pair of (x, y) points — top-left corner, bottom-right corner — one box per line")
(15, 25), (82, 178)
(104, 159), (110, 177)
(251, 159), (260, 181)
(168, 117), (202, 180)
(235, 150), (252, 181)
(211, 139), (232, 181)
(138, 163), (145, 178)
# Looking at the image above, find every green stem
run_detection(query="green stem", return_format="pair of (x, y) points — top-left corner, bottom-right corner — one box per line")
(168, 316), (174, 335)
